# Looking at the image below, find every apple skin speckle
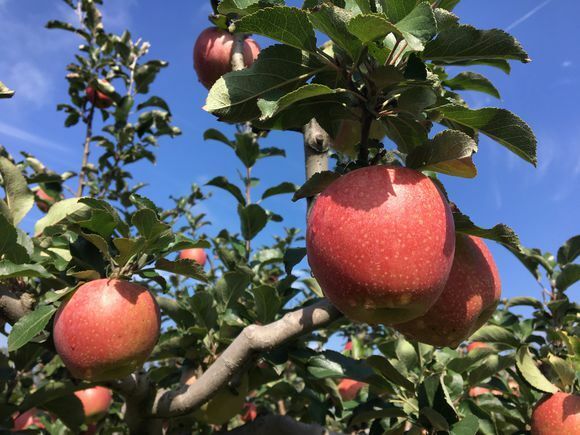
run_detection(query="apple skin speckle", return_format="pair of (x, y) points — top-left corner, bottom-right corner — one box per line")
(53, 278), (161, 382)
(306, 165), (455, 325)
(531, 392), (580, 435)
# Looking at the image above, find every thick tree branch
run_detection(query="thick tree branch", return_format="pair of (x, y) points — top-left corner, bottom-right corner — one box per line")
(147, 299), (340, 417)
(303, 119), (330, 214)
(0, 286), (34, 324)
(221, 415), (345, 435)
(231, 33), (246, 72)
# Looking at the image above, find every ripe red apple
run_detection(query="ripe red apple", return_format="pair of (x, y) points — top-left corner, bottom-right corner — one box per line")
(193, 27), (260, 89)
(467, 341), (490, 353)
(86, 79), (113, 108)
(338, 379), (365, 401)
(468, 386), (502, 398)
(74, 386), (113, 422)
(531, 392), (580, 435)
(306, 165), (455, 325)
(13, 408), (45, 430)
(35, 188), (61, 213)
(53, 279), (161, 381)
(396, 235), (501, 347)
(178, 248), (207, 266)
(241, 402), (258, 422)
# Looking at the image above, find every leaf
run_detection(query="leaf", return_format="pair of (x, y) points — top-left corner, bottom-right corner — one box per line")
(396, 2), (437, 51)
(469, 325), (520, 347)
(421, 407), (449, 432)
(191, 292), (218, 330)
(205, 45), (327, 122)
(284, 247), (307, 275)
(438, 0), (461, 11)
(438, 106), (536, 166)
(43, 395), (84, 431)
(556, 264), (580, 292)
(424, 25), (530, 63)
(396, 338), (418, 370)
(253, 285), (282, 323)
(366, 355), (415, 391)
(547, 354), (576, 388)
(8, 305), (57, 352)
(557, 235), (580, 265)
(516, 346), (559, 393)
(378, 0), (420, 22)
(505, 296), (543, 309)
(206, 176), (246, 205)
(347, 14), (399, 45)
(0, 157), (34, 225)
(136, 96), (170, 112)
(235, 132), (260, 167)
(218, 0), (285, 16)
(34, 198), (90, 236)
(406, 130), (478, 178)
(444, 72), (500, 99)
(292, 171), (341, 201)
(238, 204), (268, 240)
(450, 414), (479, 435)
(235, 6), (317, 52)
(132, 208), (173, 248)
(433, 8), (459, 32)
(0, 260), (51, 279)
(0, 215), (29, 264)
(382, 114), (429, 153)
(216, 271), (252, 309)
(155, 258), (208, 282)
(309, 5), (363, 60)
(261, 182), (298, 201)
(258, 84), (337, 120)
(398, 86), (437, 115)
(0, 80), (15, 98)
(203, 128), (234, 148)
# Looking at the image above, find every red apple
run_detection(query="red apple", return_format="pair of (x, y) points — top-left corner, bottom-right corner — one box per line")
(338, 379), (365, 401)
(86, 79), (113, 108)
(468, 386), (502, 398)
(467, 341), (490, 353)
(306, 166), (455, 325)
(13, 408), (45, 430)
(344, 341), (353, 351)
(531, 392), (580, 435)
(178, 248), (207, 266)
(193, 27), (260, 89)
(396, 235), (501, 347)
(241, 402), (258, 422)
(53, 279), (161, 381)
(74, 386), (113, 422)
(35, 188), (61, 213)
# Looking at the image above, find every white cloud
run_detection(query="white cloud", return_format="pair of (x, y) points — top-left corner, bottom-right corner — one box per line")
(0, 121), (69, 152)
(506, 0), (553, 31)
(562, 60), (573, 68)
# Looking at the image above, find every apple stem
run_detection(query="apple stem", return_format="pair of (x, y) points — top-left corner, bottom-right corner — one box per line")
(77, 101), (96, 197)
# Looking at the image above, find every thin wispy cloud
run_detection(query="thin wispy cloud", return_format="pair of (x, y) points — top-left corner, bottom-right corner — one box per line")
(506, 0), (553, 31)
(0, 121), (69, 152)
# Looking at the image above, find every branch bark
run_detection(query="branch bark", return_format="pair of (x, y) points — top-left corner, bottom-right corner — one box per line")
(220, 415), (345, 435)
(147, 299), (340, 417)
(0, 285), (34, 324)
(303, 119), (331, 214)
(231, 33), (246, 72)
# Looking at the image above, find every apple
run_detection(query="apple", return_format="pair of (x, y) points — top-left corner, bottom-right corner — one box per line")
(35, 188), (61, 213)
(86, 79), (113, 108)
(193, 373), (249, 425)
(467, 341), (490, 353)
(306, 165), (455, 325)
(74, 386), (113, 422)
(241, 402), (258, 422)
(53, 278), (161, 381)
(338, 379), (365, 401)
(531, 392), (580, 435)
(12, 408), (45, 431)
(193, 27), (260, 89)
(468, 386), (502, 398)
(178, 248), (207, 266)
(396, 235), (501, 347)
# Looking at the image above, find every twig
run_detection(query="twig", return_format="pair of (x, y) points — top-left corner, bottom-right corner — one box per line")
(231, 33), (246, 72)
(77, 102), (96, 197)
(303, 119), (331, 215)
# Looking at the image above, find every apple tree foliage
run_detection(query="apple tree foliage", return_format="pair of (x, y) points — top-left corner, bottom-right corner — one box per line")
(0, 0), (578, 434)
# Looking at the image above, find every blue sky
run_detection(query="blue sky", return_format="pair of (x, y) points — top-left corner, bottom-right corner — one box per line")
(1, 0), (578, 311)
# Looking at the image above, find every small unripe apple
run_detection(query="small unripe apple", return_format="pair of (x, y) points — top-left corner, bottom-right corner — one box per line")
(241, 402), (258, 422)
(338, 379), (365, 401)
(178, 248), (207, 266)
(531, 392), (580, 435)
(74, 386), (113, 422)
(86, 79), (113, 108)
(35, 188), (62, 213)
(13, 408), (45, 430)
(193, 27), (260, 89)
(53, 279), (161, 381)
(467, 341), (490, 353)
(396, 235), (501, 347)
(307, 165), (455, 325)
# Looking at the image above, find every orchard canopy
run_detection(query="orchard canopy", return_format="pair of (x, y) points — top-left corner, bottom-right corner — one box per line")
(0, 1), (578, 434)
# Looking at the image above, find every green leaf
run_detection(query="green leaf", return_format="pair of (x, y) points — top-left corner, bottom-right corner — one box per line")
(0, 215), (29, 264)
(438, 106), (536, 166)
(235, 6), (317, 52)
(309, 5), (363, 60)
(284, 247), (307, 275)
(235, 132), (260, 167)
(437, 59), (512, 74)
(378, 0), (420, 22)
(469, 325), (520, 348)
(396, 338), (419, 370)
(292, 171), (341, 201)
(191, 292), (218, 330)
(515, 346), (559, 393)
(505, 296), (543, 309)
(8, 305), (57, 352)
(132, 208), (172, 249)
(556, 264), (580, 292)
(253, 285), (282, 323)
(444, 72), (500, 99)
(34, 198), (90, 236)
(396, 2), (437, 51)
(238, 204), (268, 240)
(382, 114), (429, 153)
(438, 0), (461, 11)
(424, 25), (530, 63)
(421, 407), (449, 432)
(155, 258), (208, 282)
(206, 176), (246, 205)
(261, 182), (298, 201)
(216, 271), (252, 309)
(0, 157), (34, 225)
(137, 96), (170, 112)
(450, 414), (479, 435)
(218, 0), (285, 16)
(433, 8), (459, 32)
(0, 260), (51, 279)
(347, 14), (399, 45)
(398, 86), (437, 115)
(547, 354), (576, 388)
(0, 81), (15, 98)
(406, 129), (478, 178)
(453, 210), (523, 254)
(557, 235), (580, 265)
(258, 84), (337, 120)
(203, 128), (234, 148)
(43, 395), (84, 431)
(205, 45), (327, 123)
(367, 355), (415, 391)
